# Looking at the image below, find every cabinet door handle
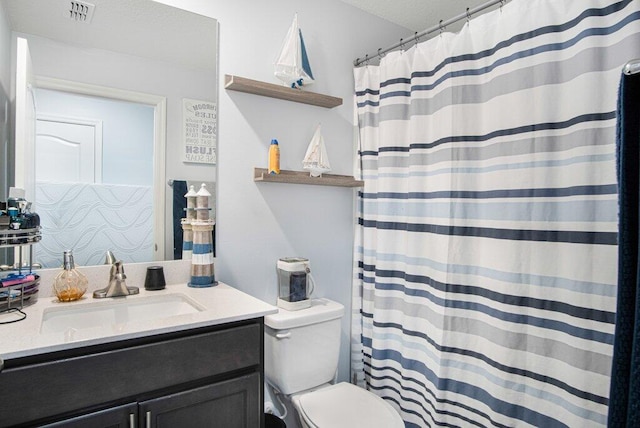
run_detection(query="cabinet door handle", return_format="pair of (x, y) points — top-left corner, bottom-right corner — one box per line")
(146, 411), (151, 428)
(275, 331), (291, 340)
(129, 413), (136, 428)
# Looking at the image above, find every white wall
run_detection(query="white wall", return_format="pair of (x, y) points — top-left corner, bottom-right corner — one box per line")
(0, 2), (9, 93)
(0, 2), (11, 200)
(155, 0), (407, 385)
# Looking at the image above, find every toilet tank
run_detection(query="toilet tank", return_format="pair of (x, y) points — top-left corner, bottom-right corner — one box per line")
(264, 298), (344, 395)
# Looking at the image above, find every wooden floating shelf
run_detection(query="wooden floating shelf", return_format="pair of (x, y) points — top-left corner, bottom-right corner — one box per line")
(225, 74), (343, 109)
(254, 168), (364, 188)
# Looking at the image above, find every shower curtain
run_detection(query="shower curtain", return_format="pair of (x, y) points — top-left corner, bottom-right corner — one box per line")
(352, 0), (640, 426)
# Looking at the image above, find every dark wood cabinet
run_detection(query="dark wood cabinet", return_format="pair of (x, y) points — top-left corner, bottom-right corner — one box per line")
(0, 319), (264, 428)
(41, 373), (260, 428)
(41, 403), (137, 428)
(140, 373), (259, 428)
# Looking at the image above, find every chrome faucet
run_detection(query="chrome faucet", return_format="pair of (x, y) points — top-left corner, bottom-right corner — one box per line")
(93, 259), (140, 298)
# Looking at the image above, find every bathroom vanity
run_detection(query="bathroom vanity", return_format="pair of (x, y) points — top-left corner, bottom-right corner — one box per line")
(0, 282), (277, 427)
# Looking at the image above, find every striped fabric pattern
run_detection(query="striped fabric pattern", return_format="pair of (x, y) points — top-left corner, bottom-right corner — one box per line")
(352, 1), (640, 426)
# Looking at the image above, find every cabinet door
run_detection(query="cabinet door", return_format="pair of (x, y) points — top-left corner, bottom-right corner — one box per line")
(139, 373), (260, 428)
(0, 323), (261, 427)
(41, 402), (137, 428)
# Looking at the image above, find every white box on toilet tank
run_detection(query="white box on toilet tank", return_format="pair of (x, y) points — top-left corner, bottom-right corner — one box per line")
(264, 298), (344, 395)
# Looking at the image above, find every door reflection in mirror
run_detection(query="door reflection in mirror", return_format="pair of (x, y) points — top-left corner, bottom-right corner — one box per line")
(34, 89), (155, 268)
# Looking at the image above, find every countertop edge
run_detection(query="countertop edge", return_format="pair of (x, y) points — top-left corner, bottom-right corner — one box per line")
(0, 282), (278, 361)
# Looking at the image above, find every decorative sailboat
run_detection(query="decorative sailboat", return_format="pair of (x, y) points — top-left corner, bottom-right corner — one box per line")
(303, 124), (331, 177)
(274, 13), (315, 89)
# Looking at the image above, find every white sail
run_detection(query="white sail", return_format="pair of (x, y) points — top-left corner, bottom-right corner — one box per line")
(274, 13), (314, 88)
(303, 124), (331, 177)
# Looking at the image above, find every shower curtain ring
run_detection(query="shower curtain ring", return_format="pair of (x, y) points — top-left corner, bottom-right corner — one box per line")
(500, 0), (505, 12)
(439, 20), (445, 36)
(466, 8), (471, 24)
(400, 38), (405, 52)
(414, 31), (419, 46)
(377, 48), (383, 59)
(364, 54), (369, 66)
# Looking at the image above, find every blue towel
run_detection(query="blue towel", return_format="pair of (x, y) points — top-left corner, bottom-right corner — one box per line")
(171, 180), (216, 259)
(608, 71), (640, 427)
(172, 180), (188, 260)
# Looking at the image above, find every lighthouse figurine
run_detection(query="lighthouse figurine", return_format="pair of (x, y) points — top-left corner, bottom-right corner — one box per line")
(186, 183), (216, 287)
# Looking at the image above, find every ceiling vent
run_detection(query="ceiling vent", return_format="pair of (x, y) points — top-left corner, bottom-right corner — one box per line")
(68, 0), (95, 23)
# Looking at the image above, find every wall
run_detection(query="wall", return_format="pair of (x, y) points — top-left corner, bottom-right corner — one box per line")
(0, 3), (11, 265)
(0, 2), (11, 201)
(154, 0), (408, 386)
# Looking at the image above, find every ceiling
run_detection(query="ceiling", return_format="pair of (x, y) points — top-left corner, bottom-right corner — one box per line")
(1, 0), (217, 70)
(2, 0), (501, 69)
(339, 0), (501, 33)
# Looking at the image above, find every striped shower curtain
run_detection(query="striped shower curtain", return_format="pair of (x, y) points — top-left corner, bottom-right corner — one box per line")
(352, 1), (640, 426)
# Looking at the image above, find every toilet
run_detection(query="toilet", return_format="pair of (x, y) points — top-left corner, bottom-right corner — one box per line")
(264, 298), (404, 428)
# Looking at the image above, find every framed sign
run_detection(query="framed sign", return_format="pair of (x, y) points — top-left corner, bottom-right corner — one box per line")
(182, 98), (217, 164)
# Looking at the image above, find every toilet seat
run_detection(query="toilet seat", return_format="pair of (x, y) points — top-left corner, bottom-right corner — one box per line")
(292, 382), (404, 428)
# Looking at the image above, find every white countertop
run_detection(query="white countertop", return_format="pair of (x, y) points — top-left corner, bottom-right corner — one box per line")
(0, 282), (277, 360)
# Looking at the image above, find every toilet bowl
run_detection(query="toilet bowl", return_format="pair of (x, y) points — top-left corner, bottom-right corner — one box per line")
(264, 298), (404, 428)
(290, 382), (404, 428)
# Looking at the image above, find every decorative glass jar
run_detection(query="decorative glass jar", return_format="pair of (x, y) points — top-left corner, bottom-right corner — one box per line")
(53, 250), (88, 302)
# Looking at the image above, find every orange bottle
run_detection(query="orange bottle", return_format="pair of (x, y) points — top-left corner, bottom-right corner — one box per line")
(268, 139), (280, 174)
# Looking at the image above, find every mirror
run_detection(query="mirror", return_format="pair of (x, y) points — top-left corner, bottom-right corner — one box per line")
(0, 0), (218, 268)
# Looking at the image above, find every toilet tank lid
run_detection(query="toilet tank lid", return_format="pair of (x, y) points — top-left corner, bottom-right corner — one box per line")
(265, 298), (344, 330)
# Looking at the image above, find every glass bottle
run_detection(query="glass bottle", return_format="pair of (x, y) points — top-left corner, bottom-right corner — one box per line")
(53, 250), (88, 302)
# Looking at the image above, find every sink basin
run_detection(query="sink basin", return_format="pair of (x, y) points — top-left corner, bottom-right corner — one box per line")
(40, 293), (205, 334)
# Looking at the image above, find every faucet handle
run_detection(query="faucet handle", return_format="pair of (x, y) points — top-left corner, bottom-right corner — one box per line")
(114, 260), (126, 280)
(105, 250), (117, 265)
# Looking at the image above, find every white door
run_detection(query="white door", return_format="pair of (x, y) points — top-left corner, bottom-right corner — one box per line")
(14, 37), (36, 202)
(35, 116), (103, 183)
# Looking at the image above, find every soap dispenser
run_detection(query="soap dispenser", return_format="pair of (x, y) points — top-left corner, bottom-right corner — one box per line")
(53, 250), (88, 302)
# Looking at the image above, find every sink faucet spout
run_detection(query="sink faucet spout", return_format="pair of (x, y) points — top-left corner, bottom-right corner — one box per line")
(93, 260), (140, 298)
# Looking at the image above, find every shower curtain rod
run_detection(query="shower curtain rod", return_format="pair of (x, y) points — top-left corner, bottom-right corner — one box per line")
(623, 59), (640, 75)
(354, 0), (506, 67)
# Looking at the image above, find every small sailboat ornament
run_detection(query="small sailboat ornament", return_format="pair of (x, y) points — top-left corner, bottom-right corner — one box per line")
(303, 124), (331, 177)
(274, 13), (315, 89)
